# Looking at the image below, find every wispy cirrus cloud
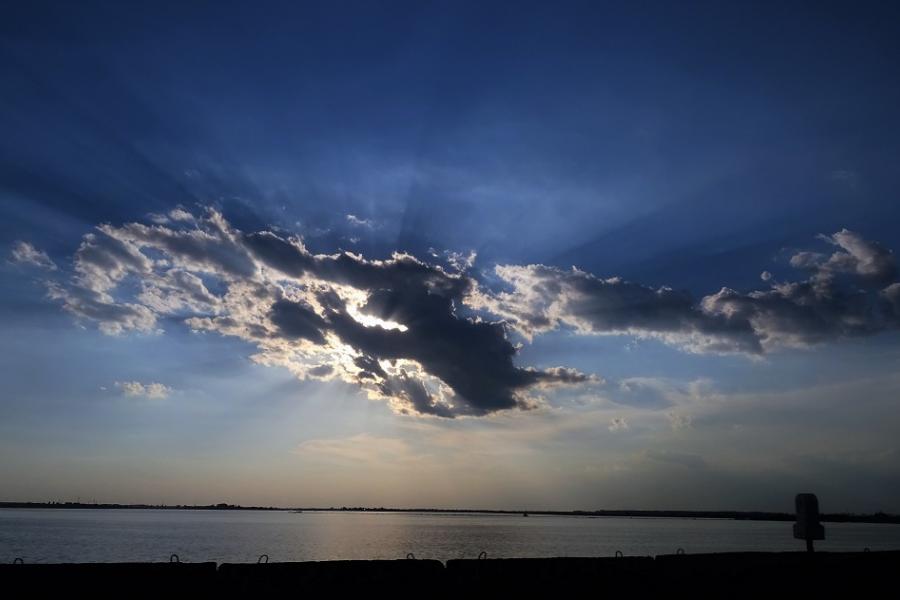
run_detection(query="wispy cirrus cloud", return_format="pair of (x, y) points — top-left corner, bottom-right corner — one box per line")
(9, 241), (57, 271)
(345, 214), (376, 229)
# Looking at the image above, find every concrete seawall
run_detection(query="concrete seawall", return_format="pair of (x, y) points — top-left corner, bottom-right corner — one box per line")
(3, 551), (898, 596)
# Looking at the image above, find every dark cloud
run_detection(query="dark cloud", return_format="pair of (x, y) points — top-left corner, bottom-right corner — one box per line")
(243, 232), (313, 278)
(325, 287), (577, 416)
(482, 229), (900, 354)
(353, 354), (387, 380)
(700, 231), (900, 349)
(702, 280), (896, 348)
(268, 299), (327, 345)
(478, 264), (761, 354)
(242, 227), (578, 416)
(820, 229), (896, 282)
(45, 208), (587, 417)
(244, 230), (471, 300)
(307, 364), (334, 378)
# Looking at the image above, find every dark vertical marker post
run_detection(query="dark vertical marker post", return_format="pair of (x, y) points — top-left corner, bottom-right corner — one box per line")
(793, 493), (825, 552)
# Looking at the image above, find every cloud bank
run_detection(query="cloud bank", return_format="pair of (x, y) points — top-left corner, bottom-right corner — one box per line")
(45, 209), (586, 417)
(37, 209), (900, 417)
(473, 229), (900, 354)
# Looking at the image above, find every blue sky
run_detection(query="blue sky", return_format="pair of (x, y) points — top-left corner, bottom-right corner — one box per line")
(2, 1), (900, 512)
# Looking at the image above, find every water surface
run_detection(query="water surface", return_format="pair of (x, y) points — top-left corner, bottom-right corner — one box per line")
(2, 509), (899, 563)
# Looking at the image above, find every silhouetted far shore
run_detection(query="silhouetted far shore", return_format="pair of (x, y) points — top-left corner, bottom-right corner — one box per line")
(2, 501), (898, 524)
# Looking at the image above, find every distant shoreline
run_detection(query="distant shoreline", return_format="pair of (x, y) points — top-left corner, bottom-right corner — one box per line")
(2, 502), (899, 524)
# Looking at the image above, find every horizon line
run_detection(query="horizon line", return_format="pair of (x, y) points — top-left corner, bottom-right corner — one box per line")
(2, 501), (898, 523)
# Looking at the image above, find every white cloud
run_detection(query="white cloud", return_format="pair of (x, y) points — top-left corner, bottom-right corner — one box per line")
(10, 241), (56, 270)
(148, 207), (196, 225)
(47, 282), (158, 336)
(345, 214), (375, 229)
(116, 381), (172, 399)
(169, 207), (195, 222)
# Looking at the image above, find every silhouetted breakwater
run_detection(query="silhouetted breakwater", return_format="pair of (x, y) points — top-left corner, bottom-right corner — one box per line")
(3, 552), (898, 596)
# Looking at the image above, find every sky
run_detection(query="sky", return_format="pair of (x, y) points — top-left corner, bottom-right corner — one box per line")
(2, 1), (900, 513)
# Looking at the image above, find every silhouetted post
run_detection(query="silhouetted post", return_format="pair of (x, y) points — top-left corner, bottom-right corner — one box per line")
(793, 493), (825, 552)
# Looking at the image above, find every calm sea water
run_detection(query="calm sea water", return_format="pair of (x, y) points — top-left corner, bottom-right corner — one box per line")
(2, 509), (899, 564)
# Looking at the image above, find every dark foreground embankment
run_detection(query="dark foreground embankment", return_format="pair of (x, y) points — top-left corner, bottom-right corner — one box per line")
(3, 551), (898, 596)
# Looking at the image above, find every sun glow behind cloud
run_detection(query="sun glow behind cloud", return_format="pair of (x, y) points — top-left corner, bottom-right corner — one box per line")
(345, 301), (409, 332)
(3, 1), (900, 513)
(14, 207), (900, 424)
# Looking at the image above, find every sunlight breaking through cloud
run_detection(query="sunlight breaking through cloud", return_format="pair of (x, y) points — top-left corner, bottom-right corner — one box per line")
(37, 208), (900, 418)
(42, 208), (587, 417)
